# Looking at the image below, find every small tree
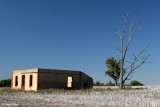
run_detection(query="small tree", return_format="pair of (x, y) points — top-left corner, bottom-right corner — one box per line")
(105, 57), (121, 86)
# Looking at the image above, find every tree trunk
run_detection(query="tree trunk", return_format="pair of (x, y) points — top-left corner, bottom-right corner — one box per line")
(120, 31), (124, 89)
(114, 80), (118, 86)
(119, 71), (123, 89)
(120, 59), (124, 89)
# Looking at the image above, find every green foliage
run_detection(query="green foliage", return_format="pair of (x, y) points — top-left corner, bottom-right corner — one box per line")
(94, 81), (105, 86)
(130, 80), (144, 86)
(106, 81), (115, 86)
(0, 79), (11, 87)
(94, 81), (116, 86)
(105, 57), (121, 85)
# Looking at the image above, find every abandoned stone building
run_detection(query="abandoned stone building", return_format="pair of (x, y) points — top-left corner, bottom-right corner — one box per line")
(11, 68), (93, 91)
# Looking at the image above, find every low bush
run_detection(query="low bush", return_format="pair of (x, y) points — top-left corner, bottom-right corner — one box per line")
(130, 80), (144, 86)
(94, 81), (105, 86)
(106, 81), (115, 86)
(0, 79), (11, 87)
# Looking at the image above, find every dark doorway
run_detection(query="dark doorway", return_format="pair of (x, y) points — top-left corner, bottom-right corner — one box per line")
(84, 83), (90, 89)
(15, 76), (18, 86)
(22, 75), (25, 89)
(29, 75), (33, 87)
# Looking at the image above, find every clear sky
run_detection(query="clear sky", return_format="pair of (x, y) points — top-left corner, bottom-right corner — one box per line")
(0, 0), (159, 85)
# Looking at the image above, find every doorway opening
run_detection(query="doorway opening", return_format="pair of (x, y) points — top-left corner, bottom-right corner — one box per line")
(22, 75), (25, 89)
(67, 76), (73, 88)
(84, 83), (90, 89)
(15, 76), (18, 86)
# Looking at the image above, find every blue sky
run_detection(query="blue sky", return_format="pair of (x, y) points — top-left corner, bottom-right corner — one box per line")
(0, 0), (159, 85)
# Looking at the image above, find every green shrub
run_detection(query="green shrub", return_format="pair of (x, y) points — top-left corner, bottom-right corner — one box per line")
(106, 81), (115, 86)
(130, 80), (144, 86)
(94, 81), (105, 86)
(0, 79), (11, 87)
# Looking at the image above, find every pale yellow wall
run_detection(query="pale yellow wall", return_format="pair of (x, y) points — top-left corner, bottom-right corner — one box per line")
(12, 73), (22, 90)
(12, 69), (38, 91)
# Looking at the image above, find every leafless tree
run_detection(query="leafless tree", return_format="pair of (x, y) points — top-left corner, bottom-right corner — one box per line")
(115, 13), (150, 89)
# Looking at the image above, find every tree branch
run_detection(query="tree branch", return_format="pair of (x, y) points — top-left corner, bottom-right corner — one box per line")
(122, 13), (128, 39)
(123, 53), (150, 83)
(115, 47), (121, 53)
(124, 46), (147, 71)
(123, 14), (143, 63)
(115, 31), (122, 39)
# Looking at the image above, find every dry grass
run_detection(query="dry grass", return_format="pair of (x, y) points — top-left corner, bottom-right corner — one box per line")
(0, 86), (146, 94)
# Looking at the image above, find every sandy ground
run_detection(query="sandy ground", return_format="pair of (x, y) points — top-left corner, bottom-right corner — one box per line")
(0, 86), (160, 107)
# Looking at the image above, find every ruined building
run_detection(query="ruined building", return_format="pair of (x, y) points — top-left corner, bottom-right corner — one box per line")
(11, 68), (93, 91)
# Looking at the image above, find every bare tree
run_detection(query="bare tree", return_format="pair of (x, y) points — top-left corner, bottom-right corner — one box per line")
(115, 13), (150, 89)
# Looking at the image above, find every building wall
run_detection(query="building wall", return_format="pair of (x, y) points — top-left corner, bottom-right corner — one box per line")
(11, 68), (93, 91)
(38, 69), (81, 89)
(12, 69), (38, 91)
(81, 72), (93, 89)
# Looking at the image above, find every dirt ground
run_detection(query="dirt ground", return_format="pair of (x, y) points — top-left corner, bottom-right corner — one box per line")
(0, 86), (160, 107)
